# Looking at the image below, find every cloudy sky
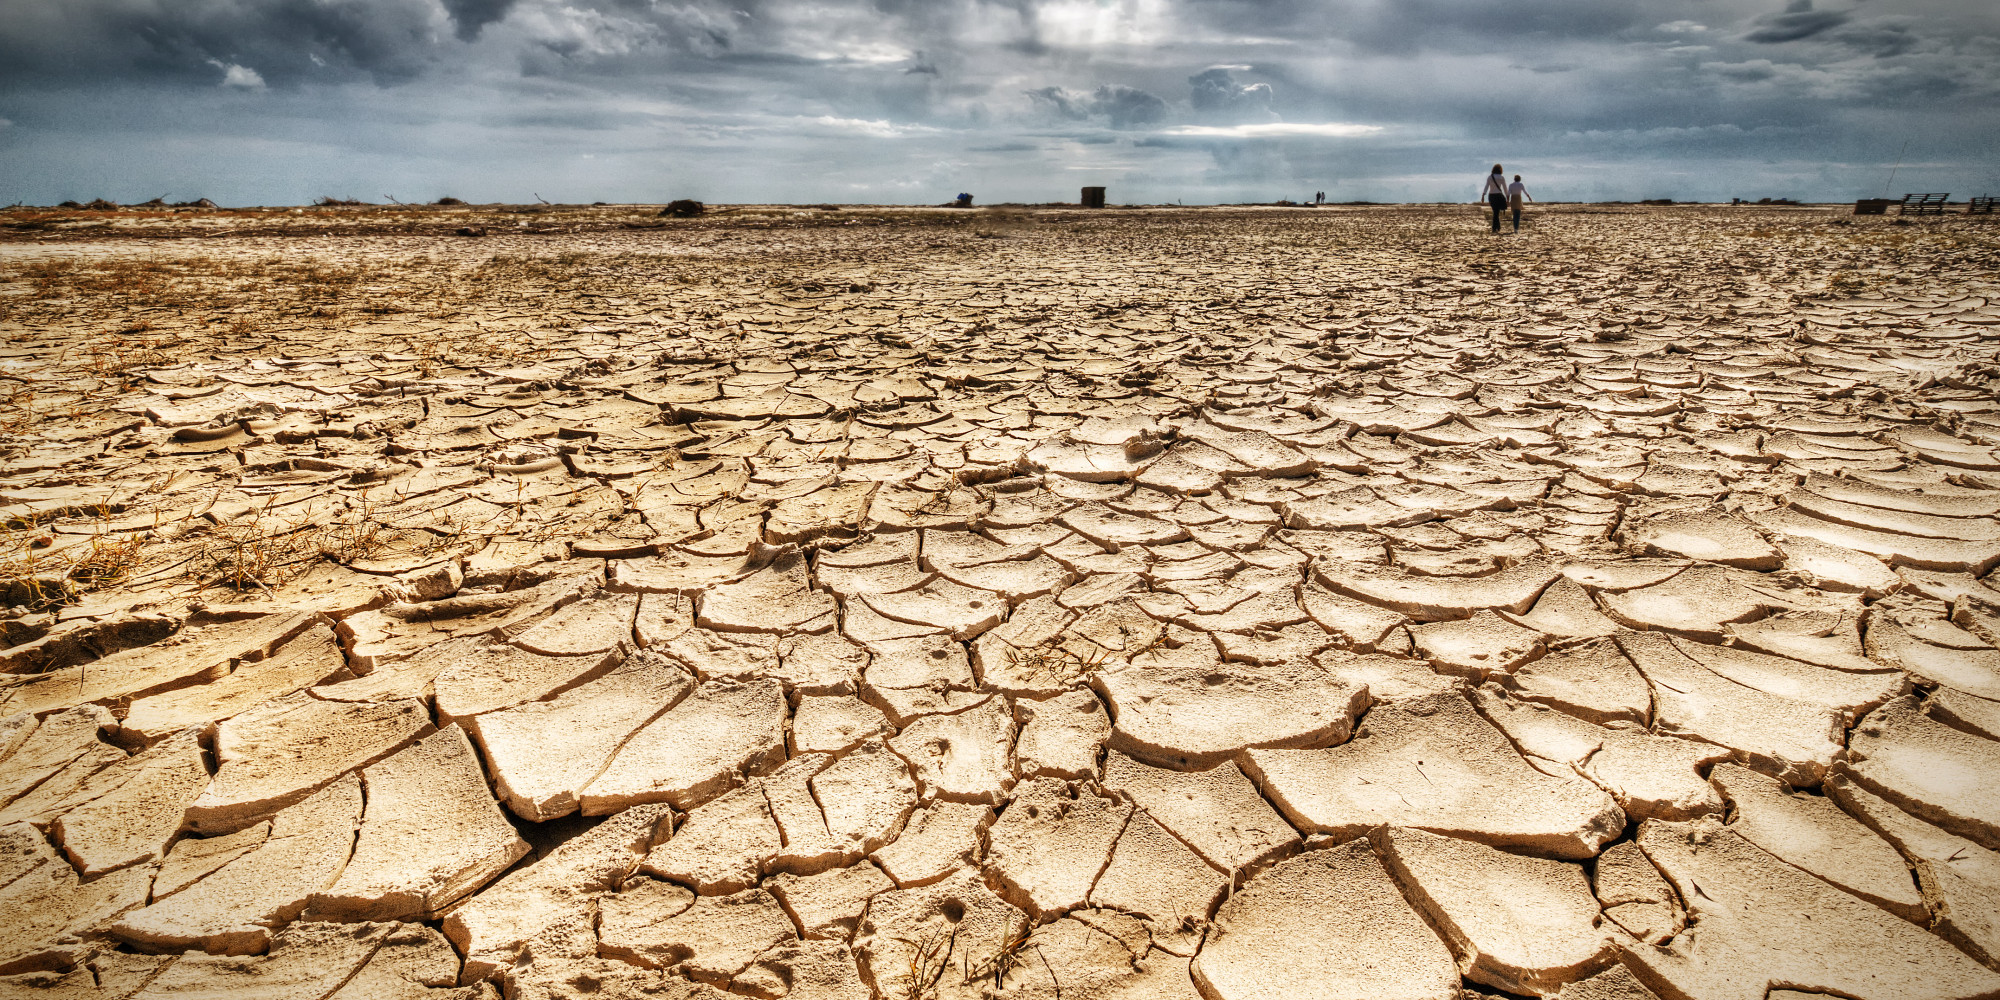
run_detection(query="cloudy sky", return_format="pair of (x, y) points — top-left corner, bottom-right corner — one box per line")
(1, 0), (1996, 205)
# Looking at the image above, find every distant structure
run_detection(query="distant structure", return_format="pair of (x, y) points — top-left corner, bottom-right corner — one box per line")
(1081, 187), (1106, 208)
(954, 193), (974, 208)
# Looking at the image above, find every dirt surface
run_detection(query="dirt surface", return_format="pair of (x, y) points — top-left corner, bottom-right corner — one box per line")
(2, 204), (1999, 998)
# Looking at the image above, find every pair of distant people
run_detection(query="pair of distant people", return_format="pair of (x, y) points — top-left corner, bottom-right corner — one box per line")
(1479, 165), (1532, 232)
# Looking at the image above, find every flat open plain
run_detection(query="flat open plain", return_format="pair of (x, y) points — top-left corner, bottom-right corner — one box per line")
(1, 202), (1998, 999)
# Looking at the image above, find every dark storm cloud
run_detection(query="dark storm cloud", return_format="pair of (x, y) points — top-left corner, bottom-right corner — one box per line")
(1028, 84), (1168, 129)
(1090, 86), (1168, 128)
(440, 0), (519, 41)
(1744, 0), (1851, 43)
(0, 0), (451, 85)
(1188, 68), (1273, 122)
(1025, 86), (1087, 120)
(1708, 61), (1780, 82)
(0, 0), (770, 86)
(1831, 21), (1918, 58)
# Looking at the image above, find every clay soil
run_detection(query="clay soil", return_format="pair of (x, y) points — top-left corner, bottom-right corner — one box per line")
(2, 203), (2000, 999)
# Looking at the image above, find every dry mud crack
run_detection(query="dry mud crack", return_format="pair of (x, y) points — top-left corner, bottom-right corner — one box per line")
(1, 204), (1999, 998)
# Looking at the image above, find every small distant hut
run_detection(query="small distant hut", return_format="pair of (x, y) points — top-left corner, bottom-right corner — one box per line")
(1081, 187), (1106, 208)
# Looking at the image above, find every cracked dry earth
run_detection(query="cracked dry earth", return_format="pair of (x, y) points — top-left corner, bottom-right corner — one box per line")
(2, 205), (2000, 1000)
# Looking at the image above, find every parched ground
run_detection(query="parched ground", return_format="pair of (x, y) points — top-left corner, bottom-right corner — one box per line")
(1, 203), (1999, 999)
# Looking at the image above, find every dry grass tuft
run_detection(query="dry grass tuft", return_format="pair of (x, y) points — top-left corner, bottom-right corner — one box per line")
(959, 925), (1035, 990)
(886, 923), (956, 1000)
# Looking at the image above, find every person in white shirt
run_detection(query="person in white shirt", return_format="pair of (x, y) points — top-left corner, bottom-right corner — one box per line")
(1507, 175), (1532, 232)
(1479, 164), (1508, 232)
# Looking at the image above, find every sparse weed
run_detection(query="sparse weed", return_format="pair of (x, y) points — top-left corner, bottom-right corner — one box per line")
(886, 923), (956, 1000)
(65, 533), (146, 587)
(0, 386), (40, 435)
(82, 340), (174, 378)
(178, 492), (463, 593)
(0, 501), (166, 606)
(959, 925), (1034, 990)
(1003, 627), (1166, 685)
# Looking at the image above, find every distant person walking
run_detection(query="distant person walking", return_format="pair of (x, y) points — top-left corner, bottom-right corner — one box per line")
(1480, 165), (1509, 233)
(1507, 174), (1532, 232)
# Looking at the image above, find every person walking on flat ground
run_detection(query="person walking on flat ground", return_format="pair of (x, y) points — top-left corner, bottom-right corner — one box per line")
(1508, 174), (1532, 232)
(1480, 165), (1509, 232)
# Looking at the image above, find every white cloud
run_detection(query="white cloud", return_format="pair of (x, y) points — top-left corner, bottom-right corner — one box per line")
(1034, 0), (1175, 48)
(511, 4), (661, 60)
(221, 65), (265, 88)
(1658, 20), (1708, 34)
(807, 116), (943, 137)
(1160, 122), (1383, 138)
(206, 59), (266, 89)
(803, 41), (910, 64)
